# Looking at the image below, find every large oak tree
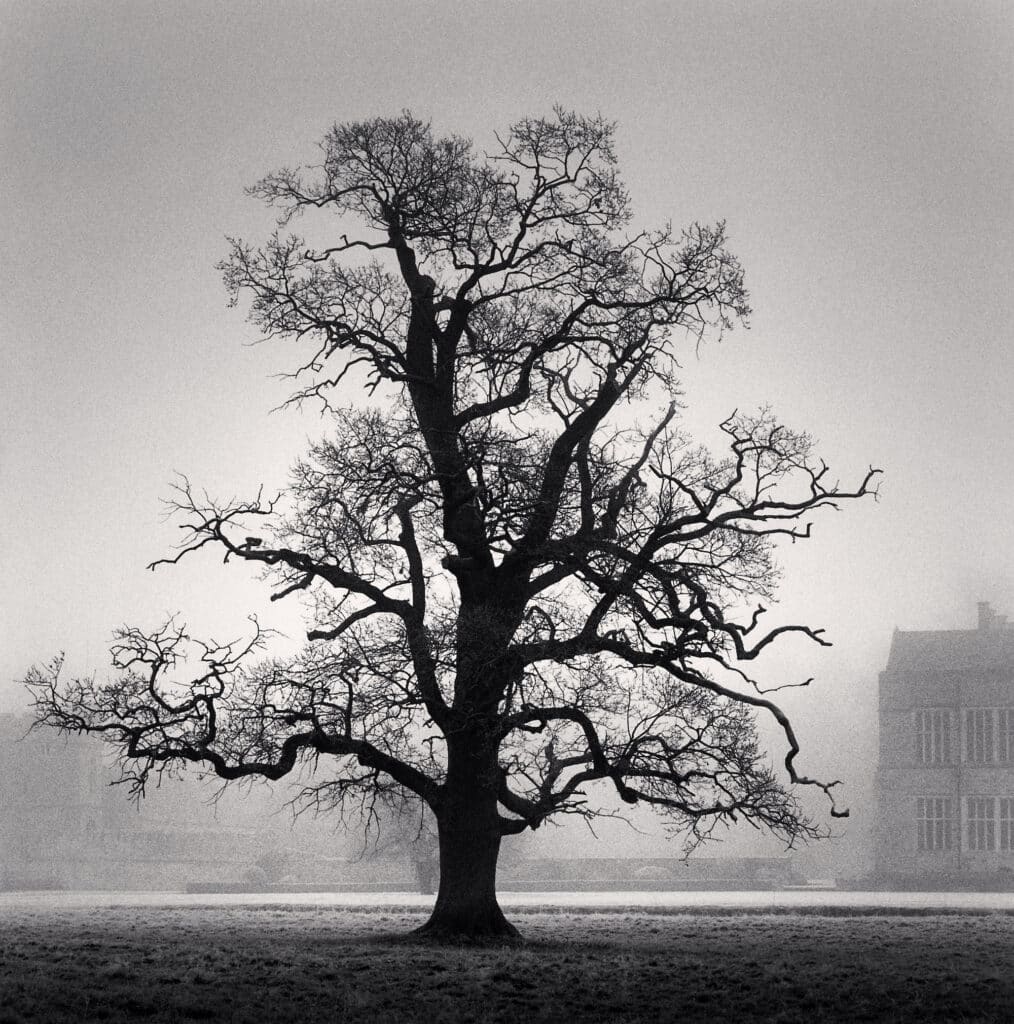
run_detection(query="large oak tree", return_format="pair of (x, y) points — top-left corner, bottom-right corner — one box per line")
(28, 110), (878, 940)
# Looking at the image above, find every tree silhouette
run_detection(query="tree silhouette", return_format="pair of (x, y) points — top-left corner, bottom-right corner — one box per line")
(27, 110), (878, 940)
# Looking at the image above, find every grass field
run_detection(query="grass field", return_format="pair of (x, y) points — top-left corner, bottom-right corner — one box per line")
(1, 903), (1013, 1023)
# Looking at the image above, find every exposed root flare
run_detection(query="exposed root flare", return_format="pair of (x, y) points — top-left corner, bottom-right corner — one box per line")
(411, 913), (523, 947)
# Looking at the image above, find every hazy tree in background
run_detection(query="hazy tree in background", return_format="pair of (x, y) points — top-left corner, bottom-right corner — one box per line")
(361, 803), (439, 895)
(27, 110), (878, 940)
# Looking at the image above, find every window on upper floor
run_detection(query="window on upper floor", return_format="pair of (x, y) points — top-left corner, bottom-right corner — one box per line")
(967, 797), (996, 852)
(966, 709), (995, 764)
(916, 797), (953, 852)
(999, 709), (1014, 763)
(915, 709), (953, 765)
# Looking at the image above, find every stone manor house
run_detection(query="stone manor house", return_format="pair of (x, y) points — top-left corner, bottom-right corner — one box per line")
(876, 602), (1014, 884)
(0, 712), (347, 890)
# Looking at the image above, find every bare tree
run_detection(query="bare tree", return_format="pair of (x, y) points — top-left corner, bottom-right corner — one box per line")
(27, 110), (878, 939)
(354, 802), (440, 895)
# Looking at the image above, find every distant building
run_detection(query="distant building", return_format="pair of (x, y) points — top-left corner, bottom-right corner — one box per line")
(876, 603), (1014, 884)
(0, 712), (347, 889)
(0, 714), (131, 886)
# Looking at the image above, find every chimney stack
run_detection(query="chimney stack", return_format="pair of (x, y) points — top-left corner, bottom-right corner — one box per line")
(978, 601), (994, 631)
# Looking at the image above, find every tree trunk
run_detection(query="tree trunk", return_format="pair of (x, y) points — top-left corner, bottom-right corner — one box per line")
(414, 750), (519, 941)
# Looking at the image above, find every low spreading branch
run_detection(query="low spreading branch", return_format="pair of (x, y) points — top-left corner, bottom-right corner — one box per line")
(26, 111), (878, 939)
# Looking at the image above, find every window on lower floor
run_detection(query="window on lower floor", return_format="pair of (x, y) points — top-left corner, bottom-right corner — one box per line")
(916, 797), (953, 852)
(1001, 799), (1013, 853)
(967, 797), (996, 851)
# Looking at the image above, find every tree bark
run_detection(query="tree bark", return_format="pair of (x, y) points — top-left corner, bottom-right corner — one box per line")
(414, 746), (519, 941)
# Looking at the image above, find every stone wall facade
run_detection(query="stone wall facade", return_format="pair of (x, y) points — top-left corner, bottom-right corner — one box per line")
(876, 603), (1014, 883)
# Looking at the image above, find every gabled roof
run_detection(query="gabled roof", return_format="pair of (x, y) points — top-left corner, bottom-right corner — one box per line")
(885, 628), (1014, 674)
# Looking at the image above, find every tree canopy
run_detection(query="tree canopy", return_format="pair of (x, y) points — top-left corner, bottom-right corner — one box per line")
(28, 109), (878, 938)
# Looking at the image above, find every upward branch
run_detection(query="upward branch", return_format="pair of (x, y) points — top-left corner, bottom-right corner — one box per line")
(27, 110), (877, 861)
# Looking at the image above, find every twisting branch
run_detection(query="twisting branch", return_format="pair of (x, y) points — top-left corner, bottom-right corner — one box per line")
(27, 618), (443, 809)
(27, 110), (877, 892)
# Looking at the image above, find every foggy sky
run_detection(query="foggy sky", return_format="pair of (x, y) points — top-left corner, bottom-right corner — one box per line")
(2, 1), (1012, 856)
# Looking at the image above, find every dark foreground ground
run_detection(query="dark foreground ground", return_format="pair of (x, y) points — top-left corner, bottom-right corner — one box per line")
(1, 904), (1012, 1023)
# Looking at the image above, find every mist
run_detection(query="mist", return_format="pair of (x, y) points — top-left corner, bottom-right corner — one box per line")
(2, 5), (1013, 1021)
(4, 0), (1012, 884)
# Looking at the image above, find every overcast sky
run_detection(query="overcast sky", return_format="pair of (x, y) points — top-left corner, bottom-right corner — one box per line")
(2, 0), (1012, 854)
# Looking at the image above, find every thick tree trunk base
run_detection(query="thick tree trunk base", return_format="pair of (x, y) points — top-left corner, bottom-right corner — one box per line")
(410, 901), (522, 944)
(421, 740), (521, 943)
